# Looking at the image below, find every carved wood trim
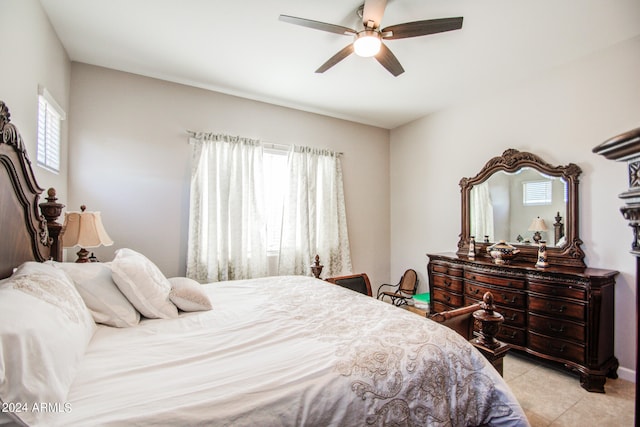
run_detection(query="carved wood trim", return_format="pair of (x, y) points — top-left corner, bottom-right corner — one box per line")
(0, 101), (52, 278)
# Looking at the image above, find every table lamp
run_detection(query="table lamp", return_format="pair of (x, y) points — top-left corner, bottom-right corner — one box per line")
(528, 216), (548, 244)
(63, 205), (113, 262)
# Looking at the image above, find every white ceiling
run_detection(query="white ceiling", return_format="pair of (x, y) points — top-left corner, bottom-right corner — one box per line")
(39, 0), (640, 129)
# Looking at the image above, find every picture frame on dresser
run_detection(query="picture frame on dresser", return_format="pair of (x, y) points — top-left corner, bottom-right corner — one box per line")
(428, 148), (619, 393)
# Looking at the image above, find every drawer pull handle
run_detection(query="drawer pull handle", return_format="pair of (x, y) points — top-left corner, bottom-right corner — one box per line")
(472, 288), (480, 295)
(548, 323), (565, 333)
(507, 314), (518, 321)
(445, 295), (451, 302)
(549, 343), (566, 353)
(444, 280), (451, 287)
(504, 331), (517, 339)
(469, 275), (475, 280)
(546, 303), (566, 313)
(501, 294), (517, 304)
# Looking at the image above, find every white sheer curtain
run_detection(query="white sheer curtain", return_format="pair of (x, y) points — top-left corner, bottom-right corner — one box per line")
(278, 146), (352, 277)
(186, 134), (267, 282)
(470, 181), (495, 241)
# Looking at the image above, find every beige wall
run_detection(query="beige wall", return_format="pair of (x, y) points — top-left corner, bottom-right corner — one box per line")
(68, 64), (391, 287)
(0, 0), (70, 202)
(390, 35), (640, 380)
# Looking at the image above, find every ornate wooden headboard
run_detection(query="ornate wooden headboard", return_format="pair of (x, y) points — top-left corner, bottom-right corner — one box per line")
(0, 101), (63, 279)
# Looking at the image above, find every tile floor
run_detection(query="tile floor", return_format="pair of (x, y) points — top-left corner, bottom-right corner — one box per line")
(503, 352), (636, 426)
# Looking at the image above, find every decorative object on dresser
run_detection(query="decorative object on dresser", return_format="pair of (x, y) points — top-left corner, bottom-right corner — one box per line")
(593, 126), (640, 422)
(486, 240), (520, 265)
(376, 268), (418, 306)
(62, 205), (113, 262)
(432, 147), (620, 392)
(467, 235), (476, 258)
(535, 240), (549, 268)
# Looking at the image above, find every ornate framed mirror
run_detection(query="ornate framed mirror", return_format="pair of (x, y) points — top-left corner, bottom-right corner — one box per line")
(457, 149), (586, 268)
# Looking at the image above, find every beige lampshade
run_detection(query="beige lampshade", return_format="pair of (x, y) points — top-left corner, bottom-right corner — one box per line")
(63, 210), (113, 248)
(528, 217), (548, 232)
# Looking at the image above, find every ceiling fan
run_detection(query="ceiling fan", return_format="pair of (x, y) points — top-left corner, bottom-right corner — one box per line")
(279, 0), (463, 76)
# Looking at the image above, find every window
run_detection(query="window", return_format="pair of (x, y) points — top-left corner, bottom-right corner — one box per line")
(263, 149), (288, 253)
(36, 87), (65, 173)
(523, 180), (552, 205)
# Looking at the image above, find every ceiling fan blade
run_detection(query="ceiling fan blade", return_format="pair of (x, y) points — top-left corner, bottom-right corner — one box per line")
(382, 17), (463, 40)
(315, 44), (355, 73)
(362, 0), (387, 28)
(279, 15), (356, 36)
(375, 43), (404, 76)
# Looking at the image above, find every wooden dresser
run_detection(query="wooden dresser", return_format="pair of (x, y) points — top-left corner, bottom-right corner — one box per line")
(427, 252), (619, 392)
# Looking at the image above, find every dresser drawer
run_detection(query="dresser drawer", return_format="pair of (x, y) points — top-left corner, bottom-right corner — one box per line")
(431, 274), (463, 293)
(464, 271), (525, 289)
(495, 324), (527, 346)
(431, 262), (463, 277)
(466, 296), (526, 327)
(529, 331), (585, 365)
(433, 288), (463, 307)
(529, 280), (586, 300)
(529, 312), (585, 342)
(528, 295), (585, 322)
(465, 282), (525, 308)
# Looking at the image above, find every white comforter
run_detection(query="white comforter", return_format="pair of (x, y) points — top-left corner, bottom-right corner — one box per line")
(52, 276), (528, 426)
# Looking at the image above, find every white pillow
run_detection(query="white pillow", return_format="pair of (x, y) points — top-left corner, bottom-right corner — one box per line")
(0, 262), (96, 426)
(169, 277), (213, 312)
(110, 248), (178, 319)
(48, 261), (141, 327)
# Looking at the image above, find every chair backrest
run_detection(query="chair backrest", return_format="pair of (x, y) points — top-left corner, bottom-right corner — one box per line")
(399, 269), (418, 294)
(326, 273), (372, 297)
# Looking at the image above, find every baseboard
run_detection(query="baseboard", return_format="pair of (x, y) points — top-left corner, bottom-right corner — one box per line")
(616, 366), (636, 383)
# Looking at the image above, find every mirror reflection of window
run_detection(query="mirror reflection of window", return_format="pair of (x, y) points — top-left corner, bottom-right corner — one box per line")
(469, 167), (567, 246)
(523, 180), (552, 206)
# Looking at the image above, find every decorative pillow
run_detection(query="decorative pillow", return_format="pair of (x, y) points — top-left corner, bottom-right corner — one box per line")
(110, 248), (178, 319)
(168, 277), (213, 312)
(48, 261), (141, 327)
(0, 262), (96, 426)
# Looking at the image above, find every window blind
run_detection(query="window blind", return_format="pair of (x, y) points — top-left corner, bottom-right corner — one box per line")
(523, 180), (552, 205)
(36, 88), (65, 173)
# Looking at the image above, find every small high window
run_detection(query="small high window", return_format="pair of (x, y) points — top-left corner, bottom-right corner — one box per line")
(36, 87), (65, 173)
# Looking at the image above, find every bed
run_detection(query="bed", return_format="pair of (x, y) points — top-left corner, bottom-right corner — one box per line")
(0, 100), (529, 426)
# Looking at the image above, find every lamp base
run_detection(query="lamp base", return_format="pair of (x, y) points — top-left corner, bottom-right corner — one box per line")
(532, 231), (542, 244)
(75, 247), (91, 263)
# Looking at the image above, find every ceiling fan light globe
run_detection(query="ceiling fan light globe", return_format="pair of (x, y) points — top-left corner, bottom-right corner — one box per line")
(353, 31), (381, 57)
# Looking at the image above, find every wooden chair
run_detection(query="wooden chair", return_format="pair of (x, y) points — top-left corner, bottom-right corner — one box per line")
(325, 273), (372, 297)
(376, 269), (418, 306)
